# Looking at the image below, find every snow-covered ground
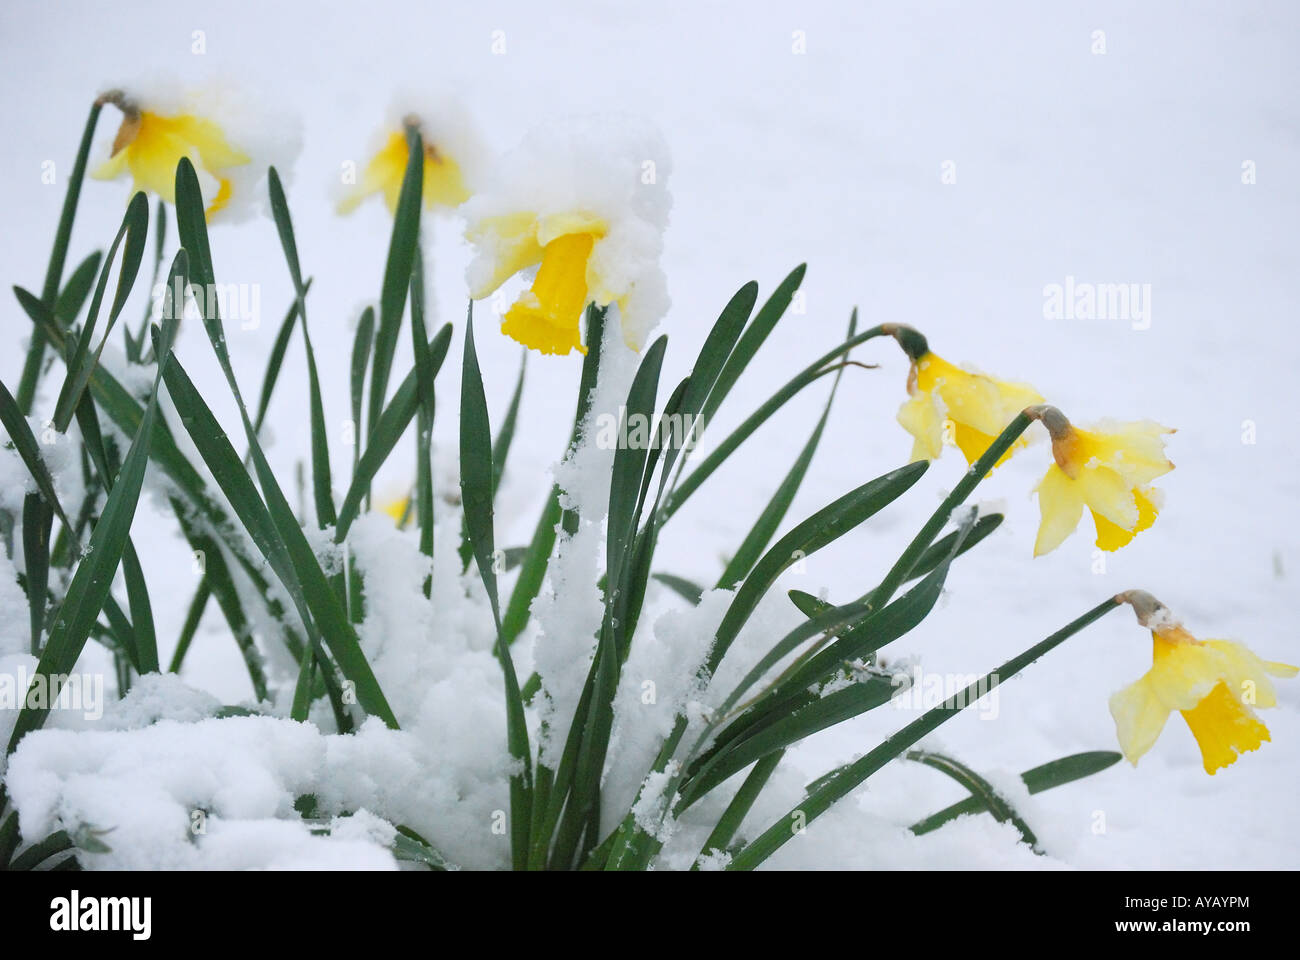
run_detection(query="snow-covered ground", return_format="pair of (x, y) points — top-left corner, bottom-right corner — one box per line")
(1, 1), (1297, 868)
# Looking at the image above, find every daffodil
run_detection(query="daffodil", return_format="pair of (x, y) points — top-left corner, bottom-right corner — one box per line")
(466, 212), (608, 355)
(338, 116), (471, 216)
(463, 116), (672, 356)
(382, 493), (412, 529)
(891, 327), (1044, 465)
(1030, 407), (1174, 556)
(91, 90), (251, 220)
(1110, 591), (1297, 774)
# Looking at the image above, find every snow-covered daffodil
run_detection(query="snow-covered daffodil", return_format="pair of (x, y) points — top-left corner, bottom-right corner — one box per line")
(338, 116), (471, 216)
(1029, 407), (1174, 556)
(891, 327), (1044, 465)
(91, 90), (251, 220)
(466, 212), (608, 355)
(463, 116), (672, 356)
(1110, 591), (1297, 774)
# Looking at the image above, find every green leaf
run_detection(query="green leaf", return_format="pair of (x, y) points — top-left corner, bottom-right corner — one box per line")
(0, 375), (73, 533)
(904, 750), (1039, 851)
(333, 324), (453, 543)
(393, 826), (454, 871)
(693, 750), (784, 867)
(120, 540), (158, 674)
(15, 101), (106, 414)
(650, 572), (704, 605)
(707, 461), (927, 676)
(726, 598), (1121, 869)
(717, 308), (858, 589)
(173, 156), (397, 729)
(910, 751), (1123, 836)
(664, 319), (893, 524)
(409, 253), (435, 570)
(18, 278), (306, 697)
(164, 347), (394, 728)
(54, 251), (103, 329)
(459, 306), (532, 870)
(367, 128), (424, 441)
(501, 304), (608, 646)
(697, 265), (804, 436)
(7, 299), (178, 754)
(52, 191), (149, 432)
(8, 830), (74, 872)
(253, 279), (312, 434)
(20, 493), (53, 654)
(267, 167), (333, 529)
(682, 672), (899, 806)
(349, 306), (375, 469)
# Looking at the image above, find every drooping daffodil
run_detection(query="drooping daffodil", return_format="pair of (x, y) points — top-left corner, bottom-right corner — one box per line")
(1028, 406), (1174, 556)
(1110, 591), (1297, 774)
(91, 89), (258, 221)
(463, 117), (672, 356)
(337, 111), (474, 216)
(889, 326), (1044, 466)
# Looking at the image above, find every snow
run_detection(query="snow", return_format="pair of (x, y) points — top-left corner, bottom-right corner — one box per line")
(1, 0), (1296, 870)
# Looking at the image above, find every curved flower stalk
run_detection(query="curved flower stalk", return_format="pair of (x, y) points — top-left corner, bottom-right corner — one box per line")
(1111, 591), (1297, 774)
(337, 105), (481, 216)
(463, 116), (672, 356)
(890, 326), (1044, 466)
(90, 86), (296, 222)
(1028, 406), (1174, 556)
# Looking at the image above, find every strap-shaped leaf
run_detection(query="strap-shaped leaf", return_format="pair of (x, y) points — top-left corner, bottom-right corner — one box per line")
(904, 750), (1039, 852)
(52, 191), (148, 431)
(334, 324), (453, 542)
(727, 597), (1121, 869)
(6, 298), (179, 754)
(367, 128), (424, 440)
(460, 307), (532, 870)
(910, 751), (1122, 836)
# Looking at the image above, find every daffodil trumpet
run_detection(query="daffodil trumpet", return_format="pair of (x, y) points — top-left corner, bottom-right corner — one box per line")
(91, 89), (251, 220)
(1028, 405), (1174, 556)
(1110, 590), (1297, 774)
(892, 328), (1045, 467)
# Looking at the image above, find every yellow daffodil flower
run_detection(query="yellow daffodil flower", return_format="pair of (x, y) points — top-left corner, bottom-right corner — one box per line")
(338, 118), (470, 215)
(382, 494), (412, 529)
(1110, 591), (1297, 774)
(892, 329), (1044, 466)
(463, 117), (671, 357)
(1029, 407), (1174, 556)
(91, 90), (250, 219)
(466, 211), (610, 356)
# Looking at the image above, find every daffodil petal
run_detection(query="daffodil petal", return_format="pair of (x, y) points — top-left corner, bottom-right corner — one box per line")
(1074, 463), (1139, 531)
(896, 393), (944, 463)
(1109, 676), (1172, 765)
(1033, 463), (1084, 556)
(466, 212), (546, 299)
(1180, 682), (1270, 774)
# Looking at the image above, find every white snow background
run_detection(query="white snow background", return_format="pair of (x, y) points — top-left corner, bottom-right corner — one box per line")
(0, 0), (1296, 869)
